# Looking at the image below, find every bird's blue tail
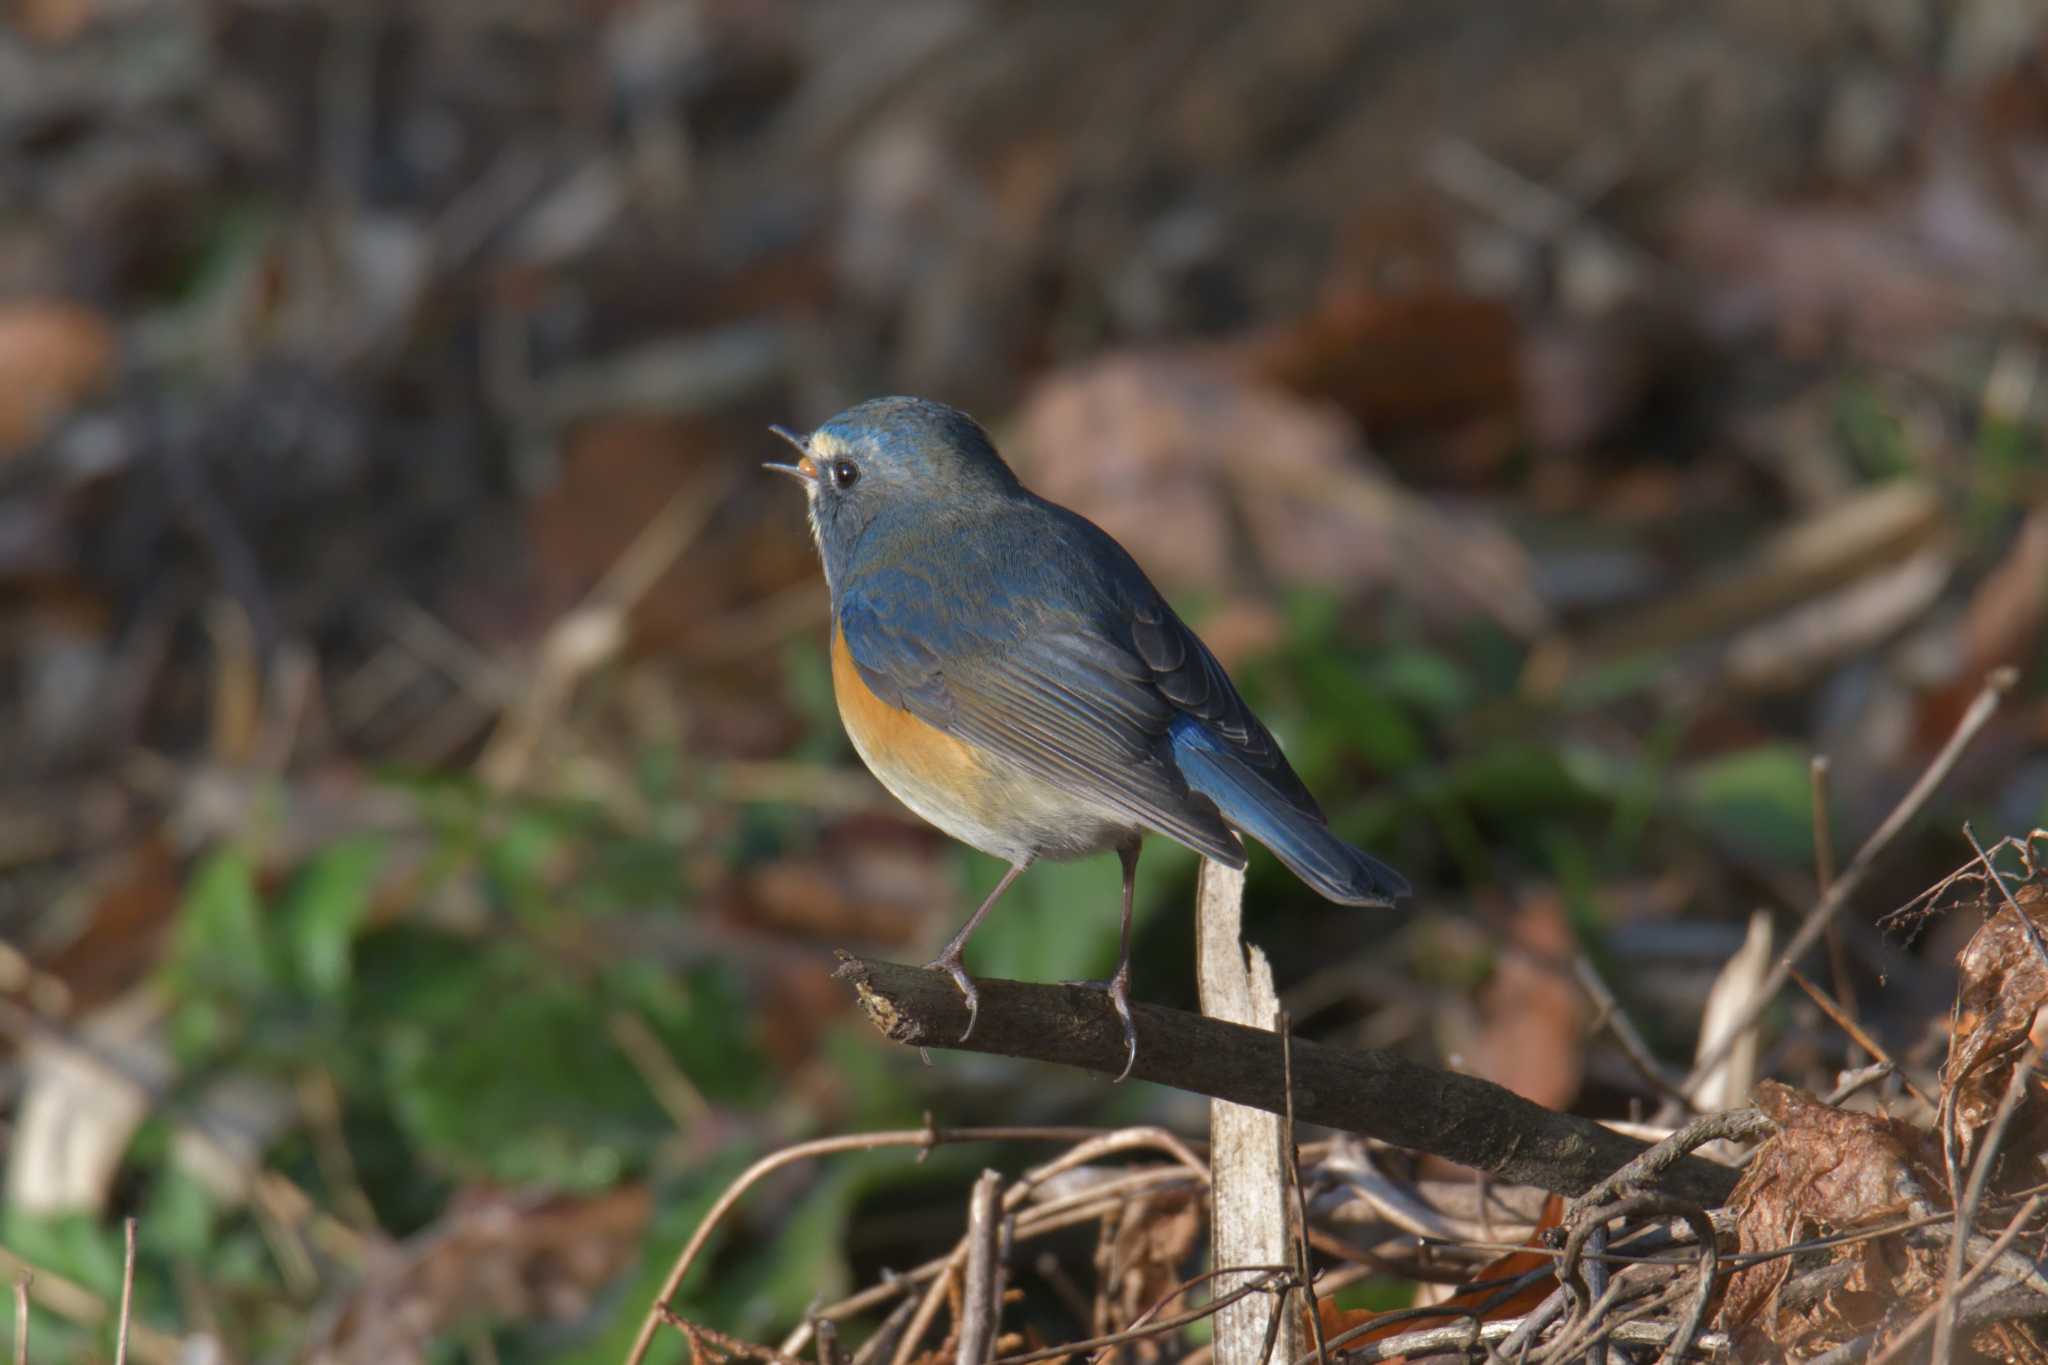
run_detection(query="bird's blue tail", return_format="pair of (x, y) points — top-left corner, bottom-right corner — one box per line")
(1170, 717), (1409, 907)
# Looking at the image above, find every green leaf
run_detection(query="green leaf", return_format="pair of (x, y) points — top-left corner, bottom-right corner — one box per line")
(1365, 647), (1475, 718)
(964, 851), (1156, 986)
(1681, 744), (1815, 866)
(374, 939), (763, 1189)
(169, 848), (273, 996)
(0, 1210), (124, 1297)
(278, 837), (385, 997)
(140, 1166), (220, 1259)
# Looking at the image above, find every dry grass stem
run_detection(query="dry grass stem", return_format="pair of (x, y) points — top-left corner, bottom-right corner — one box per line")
(1683, 666), (2016, 1095)
(114, 1217), (135, 1365)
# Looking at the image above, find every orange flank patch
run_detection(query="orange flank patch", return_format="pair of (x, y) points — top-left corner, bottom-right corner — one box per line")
(830, 624), (988, 797)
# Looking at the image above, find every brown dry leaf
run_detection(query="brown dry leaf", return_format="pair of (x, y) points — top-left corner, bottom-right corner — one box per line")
(1717, 1081), (1944, 1357)
(0, 300), (116, 455)
(1669, 189), (1978, 365)
(38, 834), (181, 1014)
(1466, 895), (1585, 1111)
(1960, 507), (2048, 682)
(1012, 353), (1546, 634)
(1943, 883), (2048, 1175)
(315, 1184), (652, 1365)
(1243, 197), (1519, 451)
(10, 0), (96, 43)
(1243, 289), (1521, 443)
(1312, 1193), (1565, 1357)
(1100, 1187), (1202, 1356)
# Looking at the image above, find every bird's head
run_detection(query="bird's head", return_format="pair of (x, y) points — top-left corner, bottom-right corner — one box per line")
(767, 396), (1020, 586)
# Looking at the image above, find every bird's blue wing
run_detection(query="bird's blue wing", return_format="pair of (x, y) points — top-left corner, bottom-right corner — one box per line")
(838, 567), (1247, 867)
(1127, 598), (1324, 825)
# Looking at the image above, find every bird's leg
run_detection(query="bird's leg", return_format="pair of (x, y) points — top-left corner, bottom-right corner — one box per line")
(1107, 842), (1141, 1083)
(924, 859), (1031, 1041)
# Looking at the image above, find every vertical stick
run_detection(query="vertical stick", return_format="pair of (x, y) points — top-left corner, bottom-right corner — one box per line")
(1811, 756), (1862, 1066)
(115, 1217), (135, 1365)
(1194, 860), (1300, 1365)
(956, 1170), (1003, 1365)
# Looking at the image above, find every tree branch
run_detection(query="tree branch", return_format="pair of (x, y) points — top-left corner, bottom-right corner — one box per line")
(836, 953), (1740, 1207)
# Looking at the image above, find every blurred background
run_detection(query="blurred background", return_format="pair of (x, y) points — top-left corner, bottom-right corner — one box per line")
(4, 0), (2048, 1359)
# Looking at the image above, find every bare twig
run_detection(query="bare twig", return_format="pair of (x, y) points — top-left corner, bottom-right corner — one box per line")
(1581, 1221), (1611, 1365)
(1966, 821), (2048, 974)
(0, 1245), (178, 1365)
(989, 1268), (1288, 1365)
(1254, 1285), (1296, 1365)
(836, 955), (1741, 1206)
(1572, 954), (1694, 1111)
(12, 1275), (26, 1365)
(1811, 755), (1860, 1061)
(1787, 969), (1934, 1109)
(887, 1262), (954, 1365)
(658, 1309), (809, 1365)
(114, 1218), (136, 1365)
(1868, 1193), (2045, 1365)
(1300, 1311), (1730, 1362)
(1278, 1014), (1327, 1365)
(479, 469), (729, 789)
(623, 1125), (1135, 1365)
(1574, 1109), (1769, 1214)
(1934, 1031), (2047, 1364)
(1824, 1061), (1896, 1106)
(1683, 667), (2016, 1095)
(956, 1171), (1004, 1365)
(773, 1129), (1207, 1362)
(1660, 1208), (1722, 1365)
(813, 1319), (846, 1365)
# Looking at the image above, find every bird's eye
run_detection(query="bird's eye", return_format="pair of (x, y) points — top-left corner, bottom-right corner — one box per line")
(830, 459), (860, 489)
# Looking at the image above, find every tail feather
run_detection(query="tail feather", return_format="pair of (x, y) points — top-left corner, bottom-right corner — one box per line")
(1170, 718), (1409, 906)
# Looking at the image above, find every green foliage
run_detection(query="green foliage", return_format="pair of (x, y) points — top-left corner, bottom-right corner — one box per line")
(1681, 744), (1816, 866)
(279, 838), (385, 998)
(376, 945), (761, 1189)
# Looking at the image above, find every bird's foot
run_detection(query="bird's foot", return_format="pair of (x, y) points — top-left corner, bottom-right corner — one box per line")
(1062, 972), (1140, 1083)
(921, 950), (980, 1042)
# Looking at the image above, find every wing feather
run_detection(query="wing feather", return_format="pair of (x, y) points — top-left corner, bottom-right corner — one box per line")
(838, 586), (1245, 867)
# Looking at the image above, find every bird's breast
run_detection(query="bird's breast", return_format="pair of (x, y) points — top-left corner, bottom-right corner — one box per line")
(829, 624), (1129, 863)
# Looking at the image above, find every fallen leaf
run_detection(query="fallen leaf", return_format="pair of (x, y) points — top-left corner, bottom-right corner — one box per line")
(1943, 882), (2048, 1175)
(1244, 289), (1521, 442)
(1012, 353), (1547, 634)
(1717, 1082), (1944, 1357)
(1669, 189), (1979, 365)
(0, 300), (116, 455)
(1690, 910), (1773, 1118)
(1466, 894), (1584, 1111)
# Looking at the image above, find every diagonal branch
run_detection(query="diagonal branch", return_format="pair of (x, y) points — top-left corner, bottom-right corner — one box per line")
(835, 954), (1740, 1206)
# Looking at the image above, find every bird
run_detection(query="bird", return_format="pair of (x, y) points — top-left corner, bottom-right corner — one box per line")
(767, 396), (1408, 1081)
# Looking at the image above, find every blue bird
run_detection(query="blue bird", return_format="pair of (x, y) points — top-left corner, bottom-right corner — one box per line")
(769, 396), (1408, 1080)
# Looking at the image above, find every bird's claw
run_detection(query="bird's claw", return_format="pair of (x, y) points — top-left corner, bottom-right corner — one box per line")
(924, 952), (980, 1042)
(1062, 973), (1139, 1083)
(1107, 974), (1138, 1084)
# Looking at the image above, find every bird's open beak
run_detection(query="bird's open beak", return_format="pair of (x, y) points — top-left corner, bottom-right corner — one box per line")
(764, 425), (817, 484)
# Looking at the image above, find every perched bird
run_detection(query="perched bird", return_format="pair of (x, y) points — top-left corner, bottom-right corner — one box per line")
(769, 396), (1408, 1080)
